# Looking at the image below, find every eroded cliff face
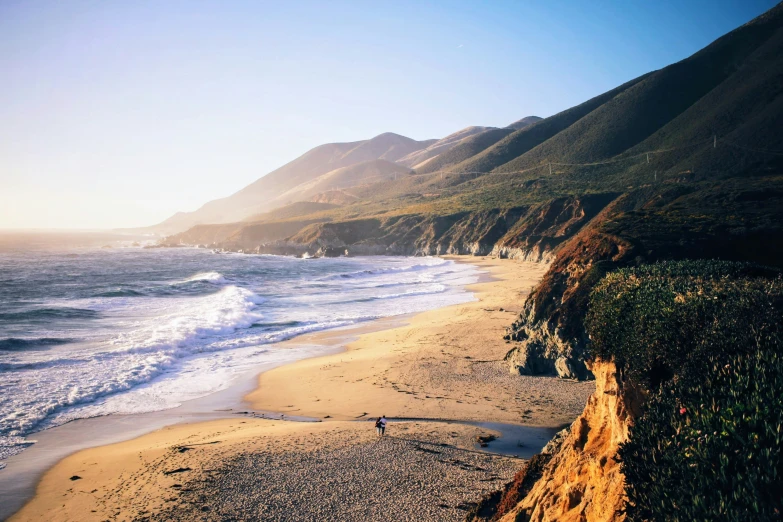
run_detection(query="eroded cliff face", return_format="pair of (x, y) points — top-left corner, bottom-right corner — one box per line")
(503, 181), (783, 379)
(283, 209), (535, 258)
(161, 195), (617, 264)
(501, 186), (713, 379)
(503, 228), (633, 379)
(498, 360), (641, 522)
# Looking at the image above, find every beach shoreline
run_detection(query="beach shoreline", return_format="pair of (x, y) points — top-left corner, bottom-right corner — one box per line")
(245, 256), (590, 427)
(7, 256), (595, 522)
(0, 312), (416, 521)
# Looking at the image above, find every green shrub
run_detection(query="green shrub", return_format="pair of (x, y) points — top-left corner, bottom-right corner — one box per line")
(586, 260), (783, 520)
(586, 260), (782, 388)
(621, 347), (783, 522)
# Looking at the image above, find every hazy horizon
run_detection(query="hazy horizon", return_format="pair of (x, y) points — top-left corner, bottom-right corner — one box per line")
(1, 0), (776, 230)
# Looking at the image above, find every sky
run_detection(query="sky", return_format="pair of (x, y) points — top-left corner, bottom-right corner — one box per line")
(0, 0), (777, 229)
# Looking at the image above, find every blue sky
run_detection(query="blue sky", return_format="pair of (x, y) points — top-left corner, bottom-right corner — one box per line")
(0, 0), (776, 229)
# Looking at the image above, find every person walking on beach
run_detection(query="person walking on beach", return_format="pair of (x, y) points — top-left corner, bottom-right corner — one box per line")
(375, 415), (387, 437)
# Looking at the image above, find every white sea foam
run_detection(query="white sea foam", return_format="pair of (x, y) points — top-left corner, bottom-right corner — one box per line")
(176, 271), (231, 285)
(321, 257), (449, 280)
(0, 252), (480, 466)
(373, 284), (447, 300)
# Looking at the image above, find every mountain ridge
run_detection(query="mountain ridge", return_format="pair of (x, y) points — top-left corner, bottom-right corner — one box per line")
(148, 132), (434, 235)
(145, 116), (544, 235)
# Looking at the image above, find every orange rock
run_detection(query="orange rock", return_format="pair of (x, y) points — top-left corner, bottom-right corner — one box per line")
(500, 360), (643, 522)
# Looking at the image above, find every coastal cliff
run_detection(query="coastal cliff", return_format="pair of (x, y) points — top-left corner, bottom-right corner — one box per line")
(473, 260), (783, 521)
(503, 179), (783, 379)
(496, 361), (639, 522)
(161, 194), (616, 261)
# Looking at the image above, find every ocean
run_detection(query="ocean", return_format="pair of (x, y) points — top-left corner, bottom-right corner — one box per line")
(0, 235), (480, 468)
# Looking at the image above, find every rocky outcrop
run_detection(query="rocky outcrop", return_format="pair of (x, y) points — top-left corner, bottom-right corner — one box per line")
(489, 246), (556, 263)
(500, 193), (632, 379)
(503, 180), (783, 379)
(504, 304), (591, 380)
(502, 227), (632, 379)
(494, 360), (641, 522)
(488, 194), (620, 266)
(162, 195), (618, 264)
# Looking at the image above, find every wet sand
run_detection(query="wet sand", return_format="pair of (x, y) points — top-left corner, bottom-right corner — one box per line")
(248, 257), (593, 427)
(0, 317), (407, 520)
(8, 257), (594, 522)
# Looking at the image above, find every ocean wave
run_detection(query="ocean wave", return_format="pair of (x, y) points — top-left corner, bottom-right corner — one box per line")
(347, 285), (448, 303)
(3, 315), (378, 435)
(352, 279), (429, 290)
(0, 358), (86, 372)
(66, 296), (138, 312)
(236, 316), (382, 346)
(0, 337), (74, 352)
(104, 286), (265, 358)
(93, 289), (146, 298)
(1, 286), (269, 436)
(0, 435), (35, 463)
(321, 258), (449, 281)
(250, 320), (308, 330)
(173, 271), (231, 286)
(0, 251), (479, 453)
(374, 285), (447, 300)
(0, 307), (100, 321)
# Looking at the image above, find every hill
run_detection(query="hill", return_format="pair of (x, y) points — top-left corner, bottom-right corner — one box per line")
(491, 7), (783, 176)
(242, 201), (339, 223)
(411, 117), (541, 174)
(396, 126), (494, 169)
(308, 190), (360, 205)
(414, 128), (515, 174)
(505, 116), (543, 130)
(269, 159), (412, 208)
(147, 117), (544, 236)
(148, 132), (434, 235)
(396, 119), (540, 171)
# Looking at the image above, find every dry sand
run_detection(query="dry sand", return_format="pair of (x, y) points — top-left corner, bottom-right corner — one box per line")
(248, 257), (593, 427)
(10, 257), (594, 522)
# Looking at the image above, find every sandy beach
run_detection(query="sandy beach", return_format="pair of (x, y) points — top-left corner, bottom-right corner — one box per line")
(9, 257), (595, 522)
(249, 257), (592, 427)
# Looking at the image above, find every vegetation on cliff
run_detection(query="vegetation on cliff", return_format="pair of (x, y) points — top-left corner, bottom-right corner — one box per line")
(587, 261), (783, 521)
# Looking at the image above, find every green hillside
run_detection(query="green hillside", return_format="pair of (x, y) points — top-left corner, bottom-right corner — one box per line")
(414, 128), (514, 174)
(446, 75), (648, 175)
(148, 132), (434, 234)
(505, 116), (543, 130)
(587, 261), (783, 520)
(242, 201), (339, 223)
(396, 126), (494, 168)
(270, 159), (412, 207)
(495, 3), (783, 177)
